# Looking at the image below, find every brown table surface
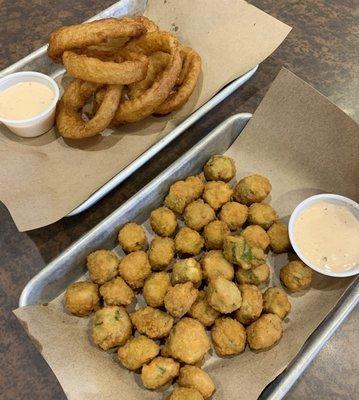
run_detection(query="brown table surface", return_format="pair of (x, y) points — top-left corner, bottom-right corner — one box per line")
(0, 1), (358, 399)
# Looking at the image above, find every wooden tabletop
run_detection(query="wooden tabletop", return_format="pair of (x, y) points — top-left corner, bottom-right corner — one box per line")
(0, 1), (358, 399)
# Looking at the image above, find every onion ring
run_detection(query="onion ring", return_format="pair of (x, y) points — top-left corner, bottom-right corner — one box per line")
(133, 16), (159, 33)
(62, 50), (148, 84)
(48, 17), (146, 62)
(56, 79), (122, 139)
(155, 47), (201, 115)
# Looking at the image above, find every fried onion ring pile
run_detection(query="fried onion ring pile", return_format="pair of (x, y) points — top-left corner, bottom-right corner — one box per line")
(47, 16), (201, 139)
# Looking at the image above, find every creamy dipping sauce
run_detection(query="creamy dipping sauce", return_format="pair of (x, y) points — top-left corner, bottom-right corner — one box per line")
(0, 81), (54, 120)
(294, 201), (359, 272)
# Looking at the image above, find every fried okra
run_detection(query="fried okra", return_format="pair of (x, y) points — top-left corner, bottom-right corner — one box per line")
(171, 258), (203, 287)
(211, 317), (246, 356)
(166, 387), (204, 400)
(246, 313), (283, 351)
(118, 250), (151, 289)
(188, 291), (220, 327)
(280, 260), (313, 292)
(219, 202), (248, 230)
(118, 222), (147, 253)
(203, 154), (236, 182)
(263, 287), (291, 319)
(130, 306), (174, 339)
(235, 284), (263, 325)
(202, 181), (233, 210)
(233, 174), (272, 205)
(236, 263), (270, 286)
(178, 365), (216, 399)
(164, 282), (199, 318)
(99, 276), (134, 306)
(203, 220), (230, 249)
(148, 236), (175, 271)
(248, 203), (277, 229)
(65, 281), (99, 316)
(150, 206), (177, 237)
(163, 317), (211, 364)
(223, 235), (266, 269)
(175, 227), (204, 255)
(92, 306), (132, 350)
(87, 249), (119, 284)
(201, 250), (234, 282)
(141, 356), (180, 389)
(241, 225), (270, 251)
(143, 272), (171, 307)
(117, 335), (160, 370)
(207, 276), (242, 314)
(267, 222), (290, 253)
(183, 200), (216, 231)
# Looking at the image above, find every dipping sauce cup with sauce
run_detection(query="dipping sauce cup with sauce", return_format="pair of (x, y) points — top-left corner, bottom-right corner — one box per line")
(0, 71), (59, 138)
(289, 194), (359, 277)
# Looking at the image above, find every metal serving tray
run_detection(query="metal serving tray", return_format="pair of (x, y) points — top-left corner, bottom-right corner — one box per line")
(0, 0), (258, 217)
(19, 112), (359, 399)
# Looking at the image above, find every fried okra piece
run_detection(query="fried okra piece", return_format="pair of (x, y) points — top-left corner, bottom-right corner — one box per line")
(65, 281), (99, 316)
(233, 174), (272, 205)
(248, 203), (277, 229)
(280, 260), (313, 292)
(141, 356), (180, 389)
(219, 202), (248, 230)
(246, 313), (283, 351)
(178, 365), (216, 399)
(235, 284), (263, 325)
(202, 181), (233, 210)
(92, 306), (132, 350)
(172, 258), (203, 287)
(130, 306), (174, 339)
(118, 222), (147, 253)
(118, 250), (151, 289)
(143, 272), (171, 307)
(150, 206), (177, 237)
(203, 220), (230, 249)
(148, 236), (175, 271)
(188, 291), (220, 327)
(263, 287), (291, 319)
(175, 227), (204, 255)
(267, 222), (290, 253)
(164, 282), (199, 318)
(183, 200), (216, 231)
(163, 317), (211, 364)
(203, 154), (236, 183)
(166, 387), (204, 400)
(99, 276), (134, 306)
(236, 263), (270, 286)
(223, 235), (266, 269)
(117, 335), (160, 370)
(87, 249), (119, 284)
(201, 250), (234, 282)
(207, 276), (242, 313)
(241, 225), (270, 251)
(211, 317), (246, 356)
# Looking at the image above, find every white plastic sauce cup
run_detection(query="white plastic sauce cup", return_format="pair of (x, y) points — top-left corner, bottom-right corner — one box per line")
(0, 71), (60, 138)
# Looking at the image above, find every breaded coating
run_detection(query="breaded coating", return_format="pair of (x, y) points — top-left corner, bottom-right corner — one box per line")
(203, 220), (230, 249)
(172, 258), (203, 287)
(150, 206), (177, 237)
(141, 356), (180, 389)
(246, 313), (283, 350)
(202, 181), (233, 210)
(236, 263), (270, 286)
(211, 317), (246, 356)
(183, 200), (216, 231)
(65, 281), (99, 316)
(148, 236), (175, 271)
(118, 222), (147, 253)
(241, 225), (270, 251)
(201, 250), (234, 282)
(131, 306), (174, 339)
(87, 249), (119, 284)
(233, 174), (271, 205)
(263, 287), (291, 319)
(92, 306), (132, 350)
(223, 235), (266, 269)
(164, 282), (199, 318)
(203, 154), (236, 182)
(166, 387), (204, 400)
(280, 260), (313, 292)
(267, 222), (290, 253)
(248, 203), (277, 229)
(188, 291), (219, 327)
(99, 276), (134, 306)
(178, 365), (216, 399)
(117, 335), (160, 370)
(186, 175), (205, 199)
(143, 272), (171, 307)
(235, 284), (263, 325)
(207, 276), (242, 314)
(118, 250), (151, 289)
(175, 227), (204, 255)
(219, 202), (248, 230)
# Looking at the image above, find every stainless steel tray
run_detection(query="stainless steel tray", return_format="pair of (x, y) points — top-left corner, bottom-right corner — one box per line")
(0, 0), (258, 217)
(19, 112), (359, 399)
